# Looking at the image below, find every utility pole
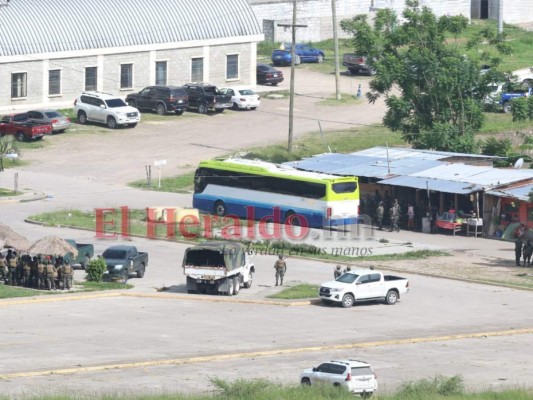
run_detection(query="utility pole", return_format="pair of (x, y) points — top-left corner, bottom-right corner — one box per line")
(498, 0), (503, 33)
(278, 0), (307, 153)
(331, 0), (341, 100)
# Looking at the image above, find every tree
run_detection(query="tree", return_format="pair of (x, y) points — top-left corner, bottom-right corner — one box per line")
(340, 0), (511, 152)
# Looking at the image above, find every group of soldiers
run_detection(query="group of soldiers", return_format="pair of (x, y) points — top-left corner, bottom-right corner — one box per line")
(514, 237), (533, 267)
(0, 249), (74, 290)
(375, 199), (401, 232)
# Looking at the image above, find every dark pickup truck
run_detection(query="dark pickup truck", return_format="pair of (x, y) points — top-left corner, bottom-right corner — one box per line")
(342, 53), (375, 76)
(182, 83), (233, 114)
(0, 113), (52, 141)
(63, 239), (94, 269)
(102, 245), (148, 282)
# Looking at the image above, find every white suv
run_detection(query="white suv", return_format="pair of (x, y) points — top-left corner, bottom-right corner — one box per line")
(300, 359), (377, 397)
(74, 92), (141, 129)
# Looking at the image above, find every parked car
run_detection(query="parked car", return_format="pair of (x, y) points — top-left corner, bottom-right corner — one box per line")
(73, 91), (141, 129)
(300, 359), (377, 397)
(271, 44), (325, 66)
(256, 64), (284, 86)
(219, 87), (260, 110)
(101, 245), (148, 283)
(125, 86), (188, 115)
(342, 53), (375, 76)
(483, 83), (532, 113)
(182, 83), (233, 114)
(0, 113), (52, 141)
(319, 269), (409, 308)
(27, 110), (71, 133)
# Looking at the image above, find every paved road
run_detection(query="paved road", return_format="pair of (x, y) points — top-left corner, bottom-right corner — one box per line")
(0, 68), (531, 398)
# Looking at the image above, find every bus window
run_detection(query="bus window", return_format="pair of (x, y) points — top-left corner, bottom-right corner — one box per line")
(332, 182), (357, 194)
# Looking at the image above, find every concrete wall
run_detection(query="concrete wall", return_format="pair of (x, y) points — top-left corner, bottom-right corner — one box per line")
(470, 0), (532, 24)
(0, 42), (257, 112)
(250, 0), (472, 43)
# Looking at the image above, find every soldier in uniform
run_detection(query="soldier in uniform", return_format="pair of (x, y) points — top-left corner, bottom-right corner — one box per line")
(274, 255), (287, 286)
(21, 255), (31, 287)
(343, 266), (352, 274)
(6, 250), (18, 285)
(30, 256), (39, 289)
(62, 260), (74, 290)
(375, 201), (384, 231)
(36, 257), (46, 289)
(515, 237), (523, 267)
(0, 253), (7, 283)
(390, 199), (401, 232)
(334, 265), (342, 279)
(44, 259), (57, 291)
(523, 240), (533, 267)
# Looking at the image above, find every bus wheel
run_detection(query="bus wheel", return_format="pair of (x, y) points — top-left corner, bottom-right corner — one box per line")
(214, 201), (227, 216)
(285, 211), (300, 226)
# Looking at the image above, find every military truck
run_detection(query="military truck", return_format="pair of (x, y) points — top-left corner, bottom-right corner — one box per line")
(183, 241), (254, 296)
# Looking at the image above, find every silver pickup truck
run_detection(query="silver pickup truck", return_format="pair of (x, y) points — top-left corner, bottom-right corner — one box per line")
(342, 53), (375, 76)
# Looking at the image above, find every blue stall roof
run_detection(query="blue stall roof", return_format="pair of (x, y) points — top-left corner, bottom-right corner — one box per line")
(379, 176), (482, 194)
(486, 184), (533, 201)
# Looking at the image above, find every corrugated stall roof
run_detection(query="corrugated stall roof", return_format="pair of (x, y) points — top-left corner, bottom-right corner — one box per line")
(0, 0), (262, 57)
(411, 164), (533, 187)
(379, 176), (482, 194)
(486, 184), (533, 201)
(353, 147), (500, 160)
(287, 153), (442, 179)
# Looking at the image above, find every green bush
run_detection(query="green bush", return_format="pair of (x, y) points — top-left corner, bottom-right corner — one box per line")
(85, 257), (107, 282)
(395, 375), (464, 399)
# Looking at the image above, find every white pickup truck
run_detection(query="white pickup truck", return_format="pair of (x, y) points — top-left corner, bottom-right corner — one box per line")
(319, 269), (409, 308)
(183, 241), (254, 296)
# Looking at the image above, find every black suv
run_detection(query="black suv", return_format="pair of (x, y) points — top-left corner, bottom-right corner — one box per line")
(182, 83), (233, 114)
(125, 86), (188, 115)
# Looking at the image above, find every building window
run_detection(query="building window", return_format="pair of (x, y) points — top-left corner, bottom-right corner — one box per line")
(120, 64), (133, 89)
(226, 54), (239, 80)
(156, 61), (167, 85)
(85, 67), (97, 91)
(49, 69), (61, 95)
(191, 58), (203, 82)
(11, 73), (27, 98)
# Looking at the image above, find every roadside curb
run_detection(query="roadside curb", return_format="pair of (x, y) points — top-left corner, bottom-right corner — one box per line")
(0, 189), (47, 204)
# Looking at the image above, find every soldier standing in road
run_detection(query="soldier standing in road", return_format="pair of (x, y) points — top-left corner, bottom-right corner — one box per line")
(375, 201), (384, 231)
(515, 237), (523, 267)
(274, 255), (287, 286)
(334, 265), (342, 279)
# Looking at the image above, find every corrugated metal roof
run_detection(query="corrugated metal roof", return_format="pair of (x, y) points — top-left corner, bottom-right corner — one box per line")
(486, 184), (533, 201)
(0, 0), (262, 57)
(379, 176), (482, 194)
(353, 146), (500, 160)
(411, 164), (533, 188)
(288, 153), (441, 179)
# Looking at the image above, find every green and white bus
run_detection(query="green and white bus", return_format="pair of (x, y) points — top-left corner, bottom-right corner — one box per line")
(193, 158), (360, 228)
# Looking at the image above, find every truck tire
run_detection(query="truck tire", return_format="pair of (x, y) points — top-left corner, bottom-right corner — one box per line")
(502, 101), (512, 114)
(317, 55), (324, 63)
(233, 276), (240, 295)
(198, 103), (208, 114)
(107, 116), (117, 129)
(16, 132), (25, 142)
(385, 290), (399, 305)
(301, 378), (311, 386)
(137, 263), (145, 278)
(78, 111), (88, 125)
(214, 201), (227, 217)
(341, 293), (355, 308)
(156, 103), (166, 115)
(225, 278), (234, 296)
(243, 272), (253, 288)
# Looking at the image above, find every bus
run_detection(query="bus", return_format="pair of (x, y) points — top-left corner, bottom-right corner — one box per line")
(192, 158), (360, 228)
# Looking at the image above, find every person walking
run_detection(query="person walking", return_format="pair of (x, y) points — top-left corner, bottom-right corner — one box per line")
(375, 201), (384, 230)
(334, 265), (342, 279)
(515, 237), (523, 267)
(274, 255), (287, 286)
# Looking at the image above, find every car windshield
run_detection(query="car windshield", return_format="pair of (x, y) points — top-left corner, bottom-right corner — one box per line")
(336, 273), (358, 283)
(239, 89), (254, 95)
(351, 366), (373, 376)
(105, 98), (127, 108)
(45, 111), (61, 118)
(102, 249), (127, 259)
